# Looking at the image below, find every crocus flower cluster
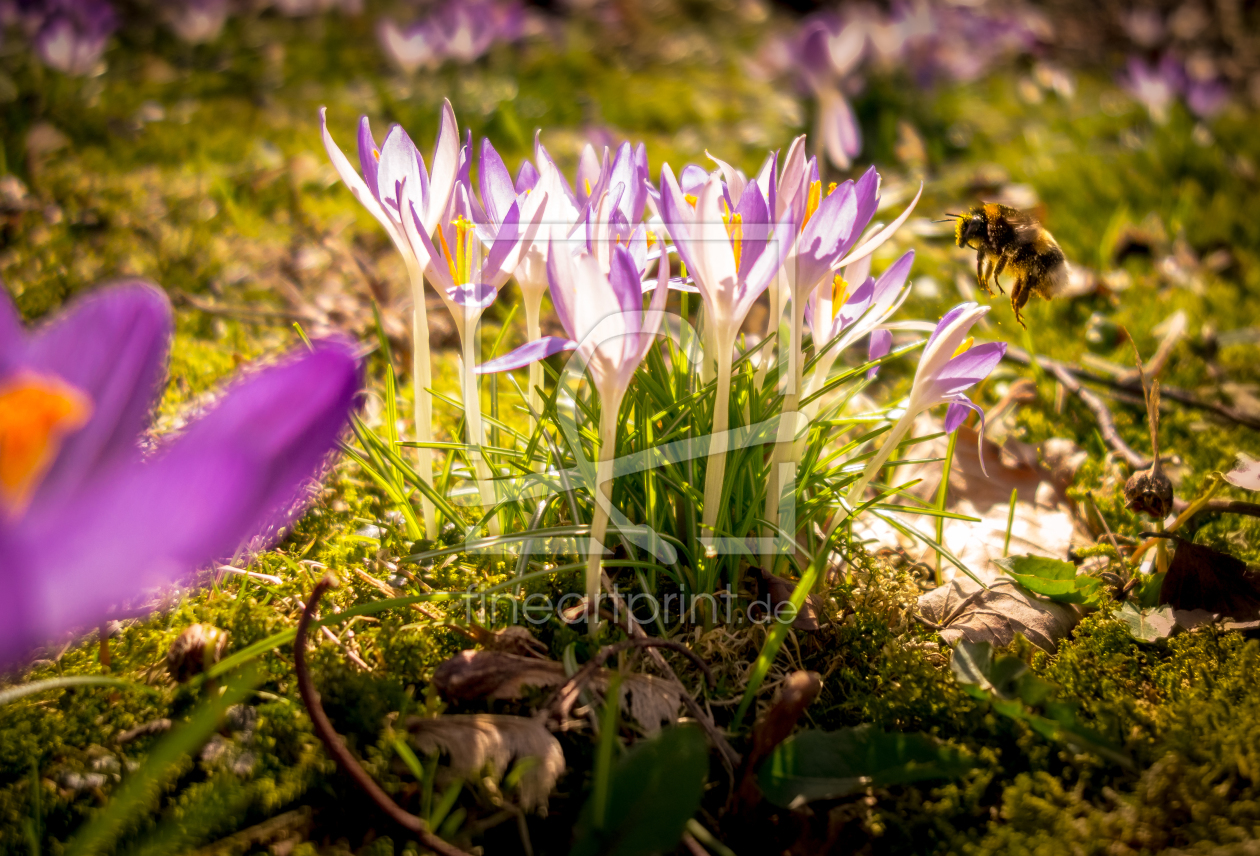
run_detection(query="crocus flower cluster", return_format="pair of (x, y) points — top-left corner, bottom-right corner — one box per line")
(17, 0), (118, 76)
(0, 282), (359, 666)
(377, 0), (525, 74)
(766, 1), (1044, 169)
(322, 99), (1003, 630)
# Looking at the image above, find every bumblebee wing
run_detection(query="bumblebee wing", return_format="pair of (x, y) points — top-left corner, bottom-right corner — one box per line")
(1005, 210), (1043, 244)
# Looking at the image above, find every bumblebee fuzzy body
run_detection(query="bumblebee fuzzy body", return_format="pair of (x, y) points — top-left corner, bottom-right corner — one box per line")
(954, 203), (1068, 327)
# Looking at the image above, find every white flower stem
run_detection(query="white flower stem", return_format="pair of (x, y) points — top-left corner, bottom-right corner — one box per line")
(763, 292), (808, 570)
(701, 343), (734, 535)
(459, 315), (500, 537)
(408, 268), (437, 539)
(585, 391), (623, 636)
(525, 305), (543, 433)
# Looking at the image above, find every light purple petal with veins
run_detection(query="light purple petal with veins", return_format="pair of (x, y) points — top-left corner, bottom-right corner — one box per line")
(945, 394), (992, 475)
(931, 341), (1007, 396)
(447, 283), (498, 309)
(866, 328), (892, 379)
(476, 336), (577, 374)
(357, 117), (382, 205)
(515, 160), (539, 194)
(479, 137), (516, 225)
(483, 198), (522, 277)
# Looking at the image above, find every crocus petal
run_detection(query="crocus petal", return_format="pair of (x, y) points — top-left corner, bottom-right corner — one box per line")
(944, 399), (970, 433)
(834, 181), (922, 270)
(732, 179), (771, 279)
(945, 394), (992, 476)
(476, 336), (577, 374)
(853, 165), (880, 233)
(22, 282), (173, 510)
(320, 108), (403, 245)
(483, 197), (524, 281)
(447, 283), (498, 309)
(515, 160), (540, 194)
(866, 328), (892, 379)
(706, 150), (747, 206)
(2, 338), (359, 666)
(356, 116), (381, 206)
(925, 303), (974, 353)
(934, 341), (1007, 395)
(479, 137), (516, 225)
(608, 244), (644, 317)
(377, 124), (425, 217)
(425, 100), (461, 233)
(679, 164), (709, 195)
(818, 87), (860, 170)
(545, 238), (579, 342)
(1225, 453), (1260, 491)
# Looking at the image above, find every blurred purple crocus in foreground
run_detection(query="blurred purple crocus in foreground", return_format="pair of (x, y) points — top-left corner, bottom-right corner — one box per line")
(841, 302), (1005, 511)
(0, 282), (359, 666)
(33, 0), (116, 76)
(477, 243), (668, 631)
(378, 0), (524, 74)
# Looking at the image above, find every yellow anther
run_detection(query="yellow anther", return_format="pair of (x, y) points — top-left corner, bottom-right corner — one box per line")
(584, 178), (592, 197)
(0, 373), (91, 516)
(683, 193), (698, 207)
(646, 230), (657, 249)
(826, 181), (838, 196)
(803, 180), (822, 229)
(372, 149), (380, 162)
(730, 213), (743, 270)
(951, 336), (975, 358)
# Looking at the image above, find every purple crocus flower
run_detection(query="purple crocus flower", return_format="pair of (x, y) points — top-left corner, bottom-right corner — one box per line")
(34, 0), (116, 76)
(1120, 55), (1184, 123)
(164, 0), (230, 44)
(477, 242), (669, 630)
(844, 302), (1005, 506)
(377, 0), (523, 74)
(477, 137), (573, 425)
(0, 282), (359, 666)
(658, 165), (795, 533)
(1186, 78), (1229, 119)
(795, 14), (865, 170)
(804, 250), (915, 394)
(321, 103), (461, 537)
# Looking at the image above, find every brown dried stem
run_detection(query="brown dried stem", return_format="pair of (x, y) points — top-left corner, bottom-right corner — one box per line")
(1046, 363), (1151, 469)
(294, 575), (472, 856)
(1005, 346), (1260, 431)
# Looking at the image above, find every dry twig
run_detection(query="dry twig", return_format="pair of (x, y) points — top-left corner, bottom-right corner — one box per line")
(294, 575), (472, 856)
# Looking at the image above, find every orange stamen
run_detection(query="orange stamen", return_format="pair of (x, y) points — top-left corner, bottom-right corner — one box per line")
(0, 373), (91, 516)
(951, 336), (975, 358)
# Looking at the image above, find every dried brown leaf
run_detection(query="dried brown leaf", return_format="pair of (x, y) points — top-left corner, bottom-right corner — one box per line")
(918, 576), (1083, 651)
(431, 650), (683, 732)
(855, 414), (1087, 583)
(405, 714), (563, 811)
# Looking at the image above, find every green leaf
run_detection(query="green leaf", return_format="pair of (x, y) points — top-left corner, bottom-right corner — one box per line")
(570, 725), (708, 856)
(756, 726), (974, 808)
(1116, 602), (1177, 643)
(994, 555), (1103, 605)
(950, 640), (1029, 700)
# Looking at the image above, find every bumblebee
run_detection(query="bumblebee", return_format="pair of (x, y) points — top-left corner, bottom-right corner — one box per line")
(950, 204), (1068, 327)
